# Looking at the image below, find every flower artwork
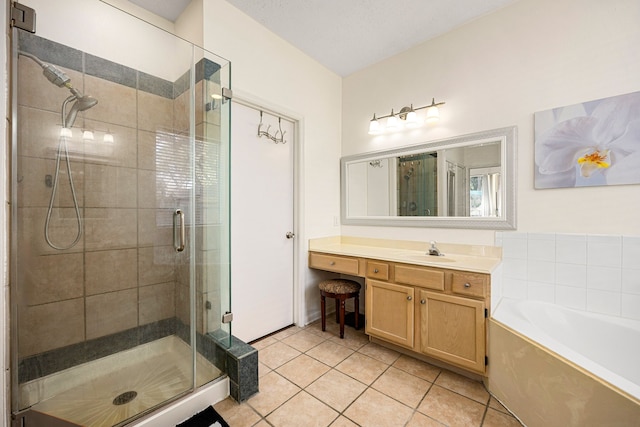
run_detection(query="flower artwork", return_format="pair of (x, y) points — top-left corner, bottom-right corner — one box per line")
(534, 91), (640, 189)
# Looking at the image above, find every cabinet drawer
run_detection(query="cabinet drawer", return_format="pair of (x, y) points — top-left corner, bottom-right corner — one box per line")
(451, 272), (488, 298)
(366, 261), (389, 280)
(395, 264), (444, 291)
(309, 252), (359, 275)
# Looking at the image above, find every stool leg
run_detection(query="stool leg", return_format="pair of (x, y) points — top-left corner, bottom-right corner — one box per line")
(339, 298), (346, 339)
(354, 295), (360, 330)
(335, 299), (339, 323)
(321, 294), (326, 332)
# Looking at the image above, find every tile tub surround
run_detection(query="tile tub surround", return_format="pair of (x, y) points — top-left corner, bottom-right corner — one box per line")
(15, 31), (226, 365)
(213, 321), (522, 427)
(496, 232), (640, 320)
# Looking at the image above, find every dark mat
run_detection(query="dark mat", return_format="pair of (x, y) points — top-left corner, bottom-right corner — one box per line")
(176, 405), (230, 427)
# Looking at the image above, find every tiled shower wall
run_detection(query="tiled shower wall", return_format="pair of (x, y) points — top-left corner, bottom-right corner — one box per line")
(16, 32), (222, 361)
(495, 232), (640, 320)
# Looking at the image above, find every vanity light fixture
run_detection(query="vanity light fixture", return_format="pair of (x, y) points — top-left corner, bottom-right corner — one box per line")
(82, 129), (95, 141)
(60, 127), (73, 138)
(103, 131), (114, 143)
(368, 98), (445, 134)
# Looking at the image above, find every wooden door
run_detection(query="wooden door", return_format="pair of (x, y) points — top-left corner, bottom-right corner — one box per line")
(418, 290), (486, 373)
(365, 280), (414, 348)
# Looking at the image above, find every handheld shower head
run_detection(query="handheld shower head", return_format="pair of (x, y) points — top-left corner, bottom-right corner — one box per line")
(64, 95), (98, 128)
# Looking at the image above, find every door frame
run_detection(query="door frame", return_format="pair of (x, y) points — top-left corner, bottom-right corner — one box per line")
(230, 89), (305, 331)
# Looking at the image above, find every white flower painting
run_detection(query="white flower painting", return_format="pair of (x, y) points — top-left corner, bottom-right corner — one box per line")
(534, 91), (640, 189)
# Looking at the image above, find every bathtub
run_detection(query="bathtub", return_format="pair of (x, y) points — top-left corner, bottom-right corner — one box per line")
(489, 299), (640, 426)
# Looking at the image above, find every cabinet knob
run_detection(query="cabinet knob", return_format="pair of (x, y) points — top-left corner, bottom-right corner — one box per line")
(374, 268), (379, 273)
(330, 261), (335, 266)
(420, 299), (426, 304)
(464, 283), (471, 288)
(407, 295), (413, 301)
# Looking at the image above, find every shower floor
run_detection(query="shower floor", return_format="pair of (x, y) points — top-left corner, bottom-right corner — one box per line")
(20, 336), (222, 427)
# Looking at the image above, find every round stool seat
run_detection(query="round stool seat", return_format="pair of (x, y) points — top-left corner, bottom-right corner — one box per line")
(318, 279), (361, 294)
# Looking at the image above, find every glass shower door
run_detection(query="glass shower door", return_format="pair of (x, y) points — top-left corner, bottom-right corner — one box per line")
(10, 1), (231, 426)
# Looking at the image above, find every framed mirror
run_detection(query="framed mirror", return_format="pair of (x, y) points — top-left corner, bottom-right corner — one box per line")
(341, 126), (517, 229)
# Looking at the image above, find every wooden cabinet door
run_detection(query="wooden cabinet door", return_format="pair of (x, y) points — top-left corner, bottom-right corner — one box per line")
(418, 290), (485, 373)
(366, 280), (414, 348)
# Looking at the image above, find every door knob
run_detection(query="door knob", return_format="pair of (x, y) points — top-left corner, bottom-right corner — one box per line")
(407, 295), (413, 301)
(286, 232), (295, 239)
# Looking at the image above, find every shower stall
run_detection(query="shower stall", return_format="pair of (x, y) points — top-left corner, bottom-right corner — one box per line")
(9, 1), (232, 426)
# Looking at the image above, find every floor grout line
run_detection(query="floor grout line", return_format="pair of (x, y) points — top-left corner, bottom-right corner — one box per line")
(225, 322), (522, 427)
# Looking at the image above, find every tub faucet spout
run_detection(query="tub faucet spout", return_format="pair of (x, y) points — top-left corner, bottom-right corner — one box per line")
(428, 241), (444, 256)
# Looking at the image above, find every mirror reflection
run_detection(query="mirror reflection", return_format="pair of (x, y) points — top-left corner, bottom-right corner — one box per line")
(341, 126), (516, 229)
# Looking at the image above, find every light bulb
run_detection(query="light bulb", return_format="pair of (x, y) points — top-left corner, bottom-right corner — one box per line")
(368, 114), (381, 134)
(406, 110), (419, 127)
(425, 105), (440, 122)
(82, 130), (95, 141)
(386, 110), (399, 130)
(60, 127), (72, 138)
(103, 132), (114, 143)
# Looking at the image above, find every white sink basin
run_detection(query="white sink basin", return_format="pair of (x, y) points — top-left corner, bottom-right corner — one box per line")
(404, 254), (456, 263)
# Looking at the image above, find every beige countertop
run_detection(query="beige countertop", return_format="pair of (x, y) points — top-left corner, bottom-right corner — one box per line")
(309, 236), (502, 274)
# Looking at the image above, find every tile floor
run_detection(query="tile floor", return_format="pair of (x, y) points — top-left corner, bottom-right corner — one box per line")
(214, 320), (523, 427)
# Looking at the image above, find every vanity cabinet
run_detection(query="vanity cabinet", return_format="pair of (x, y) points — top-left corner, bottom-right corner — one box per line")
(418, 290), (486, 373)
(363, 260), (489, 374)
(365, 279), (414, 348)
(309, 250), (491, 375)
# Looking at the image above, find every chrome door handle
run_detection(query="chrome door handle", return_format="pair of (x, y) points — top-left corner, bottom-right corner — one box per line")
(174, 209), (185, 252)
(286, 232), (295, 239)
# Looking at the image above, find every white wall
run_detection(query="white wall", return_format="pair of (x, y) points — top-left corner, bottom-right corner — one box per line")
(200, 0), (343, 325)
(342, 0), (640, 244)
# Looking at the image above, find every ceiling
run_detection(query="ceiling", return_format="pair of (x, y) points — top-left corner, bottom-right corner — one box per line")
(128, 0), (517, 76)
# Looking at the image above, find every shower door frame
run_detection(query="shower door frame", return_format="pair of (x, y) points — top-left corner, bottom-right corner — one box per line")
(7, 3), (232, 424)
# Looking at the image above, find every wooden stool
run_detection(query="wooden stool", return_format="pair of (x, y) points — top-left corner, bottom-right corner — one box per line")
(319, 279), (361, 339)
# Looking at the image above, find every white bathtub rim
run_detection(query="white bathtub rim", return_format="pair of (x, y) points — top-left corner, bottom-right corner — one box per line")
(492, 298), (640, 402)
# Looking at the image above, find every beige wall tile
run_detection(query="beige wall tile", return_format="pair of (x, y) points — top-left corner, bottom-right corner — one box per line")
(138, 208), (174, 247)
(138, 245), (177, 286)
(18, 298), (85, 357)
(139, 282), (175, 325)
(173, 89), (189, 132)
(18, 57), (83, 114)
(18, 107), (85, 160)
(84, 208), (137, 250)
(137, 130), (158, 171)
(85, 249), (137, 295)
(83, 74), (137, 128)
(86, 289), (138, 339)
(84, 121), (137, 168)
(138, 91), (173, 132)
(84, 164), (137, 208)
(19, 207), (85, 255)
(21, 253), (84, 306)
(18, 157), (84, 209)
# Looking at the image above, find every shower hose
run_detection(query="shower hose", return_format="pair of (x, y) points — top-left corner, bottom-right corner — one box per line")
(44, 95), (82, 250)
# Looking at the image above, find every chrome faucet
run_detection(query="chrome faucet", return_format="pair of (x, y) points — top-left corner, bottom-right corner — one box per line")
(428, 241), (444, 256)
